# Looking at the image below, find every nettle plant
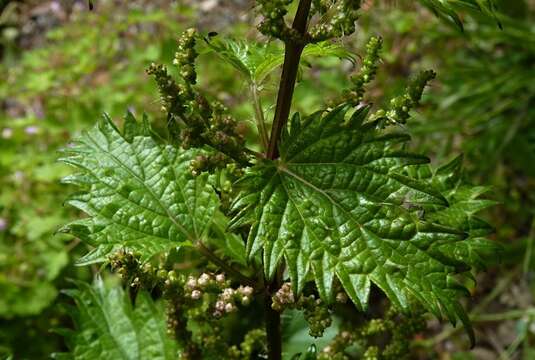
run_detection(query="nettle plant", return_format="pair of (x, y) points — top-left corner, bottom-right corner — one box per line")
(58, 1), (501, 359)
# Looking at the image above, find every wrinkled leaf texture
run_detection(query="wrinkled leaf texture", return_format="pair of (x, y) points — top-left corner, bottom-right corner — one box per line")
(59, 113), (218, 264)
(230, 104), (499, 343)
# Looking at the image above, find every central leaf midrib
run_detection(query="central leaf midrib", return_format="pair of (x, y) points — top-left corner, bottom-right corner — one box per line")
(277, 163), (451, 272)
(277, 164), (364, 232)
(84, 131), (197, 243)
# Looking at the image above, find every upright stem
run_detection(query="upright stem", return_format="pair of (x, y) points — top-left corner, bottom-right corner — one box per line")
(265, 289), (282, 360)
(264, 2), (312, 359)
(266, 0), (312, 160)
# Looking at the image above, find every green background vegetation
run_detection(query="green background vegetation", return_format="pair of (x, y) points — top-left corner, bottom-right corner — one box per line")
(0, 0), (533, 358)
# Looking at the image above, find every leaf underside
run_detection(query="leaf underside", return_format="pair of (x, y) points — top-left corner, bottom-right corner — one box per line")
(59, 114), (218, 263)
(55, 276), (177, 360)
(231, 105), (498, 342)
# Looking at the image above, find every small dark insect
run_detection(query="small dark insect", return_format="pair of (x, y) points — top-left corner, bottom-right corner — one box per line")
(208, 31), (218, 38)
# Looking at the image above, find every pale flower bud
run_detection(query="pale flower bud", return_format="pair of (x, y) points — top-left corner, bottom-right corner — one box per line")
(191, 290), (202, 300)
(198, 273), (211, 286)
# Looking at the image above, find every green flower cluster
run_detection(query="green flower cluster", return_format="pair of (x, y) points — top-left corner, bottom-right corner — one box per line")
(271, 282), (332, 337)
(373, 69), (436, 125)
(256, 0), (295, 40)
(318, 306), (426, 360)
(145, 63), (190, 116)
(309, 0), (361, 42)
(256, 0), (362, 44)
(109, 248), (174, 290)
(228, 329), (267, 360)
(109, 250), (258, 358)
(147, 30), (250, 168)
(174, 28), (198, 84)
(349, 36), (383, 103)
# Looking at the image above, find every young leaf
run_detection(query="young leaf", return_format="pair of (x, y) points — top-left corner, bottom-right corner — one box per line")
(54, 276), (178, 360)
(203, 37), (353, 85)
(231, 104), (497, 342)
(59, 115), (218, 262)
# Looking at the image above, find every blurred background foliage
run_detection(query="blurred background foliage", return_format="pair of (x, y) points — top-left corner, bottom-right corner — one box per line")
(0, 0), (534, 359)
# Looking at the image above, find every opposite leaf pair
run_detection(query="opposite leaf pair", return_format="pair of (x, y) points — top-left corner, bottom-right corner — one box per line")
(60, 100), (499, 347)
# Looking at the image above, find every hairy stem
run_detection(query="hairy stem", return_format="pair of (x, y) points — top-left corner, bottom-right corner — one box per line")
(266, 0), (312, 160)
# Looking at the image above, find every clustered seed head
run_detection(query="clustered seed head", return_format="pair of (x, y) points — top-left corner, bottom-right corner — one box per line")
(228, 329), (267, 359)
(309, 0), (361, 42)
(363, 346), (379, 360)
(146, 63), (190, 114)
(318, 329), (354, 360)
(213, 285), (254, 318)
(271, 282), (332, 337)
(360, 318), (388, 336)
(256, 0), (295, 40)
(184, 272), (228, 299)
(318, 305), (426, 359)
(349, 36), (382, 103)
(182, 272), (253, 318)
(109, 249), (173, 290)
(271, 282), (295, 311)
(189, 148), (239, 177)
(109, 249), (258, 358)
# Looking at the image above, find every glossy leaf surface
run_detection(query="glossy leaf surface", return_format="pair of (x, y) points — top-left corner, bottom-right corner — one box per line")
(231, 105), (498, 341)
(59, 116), (218, 263)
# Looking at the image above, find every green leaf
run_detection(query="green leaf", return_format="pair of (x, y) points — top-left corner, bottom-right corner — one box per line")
(231, 105), (498, 342)
(404, 155), (502, 270)
(54, 276), (178, 360)
(206, 211), (248, 266)
(418, 0), (501, 30)
(203, 37), (353, 85)
(59, 115), (219, 262)
(430, 155), (498, 236)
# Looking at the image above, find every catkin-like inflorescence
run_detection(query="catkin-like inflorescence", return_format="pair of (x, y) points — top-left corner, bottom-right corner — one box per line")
(372, 69), (436, 125)
(148, 31), (250, 169)
(146, 63), (190, 114)
(174, 28), (198, 85)
(350, 36), (382, 103)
